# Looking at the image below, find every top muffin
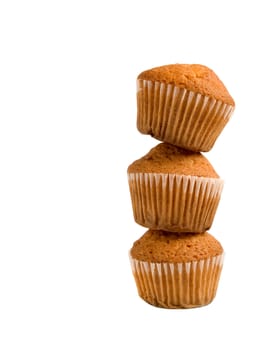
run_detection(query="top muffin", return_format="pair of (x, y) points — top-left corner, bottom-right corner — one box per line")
(137, 63), (235, 152)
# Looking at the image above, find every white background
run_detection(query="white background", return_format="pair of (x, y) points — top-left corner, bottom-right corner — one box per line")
(0, 0), (262, 349)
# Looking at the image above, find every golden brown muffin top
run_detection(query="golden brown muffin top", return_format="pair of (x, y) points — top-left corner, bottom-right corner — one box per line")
(137, 64), (235, 106)
(130, 229), (223, 263)
(127, 143), (219, 178)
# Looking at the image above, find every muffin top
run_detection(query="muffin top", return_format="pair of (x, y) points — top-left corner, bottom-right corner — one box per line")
(130, 229), (223, 263)
(137, 64), (235, 106)
(127, 142), (219, 178)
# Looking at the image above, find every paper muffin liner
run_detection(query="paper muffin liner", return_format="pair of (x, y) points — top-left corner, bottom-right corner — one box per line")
(137, 79), (235, 152)
(129, 253), (224, 308)
(128, 172), (224, 232)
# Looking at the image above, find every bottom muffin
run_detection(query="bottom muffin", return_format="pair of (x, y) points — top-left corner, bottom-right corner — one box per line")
(129, 230), (224, 309)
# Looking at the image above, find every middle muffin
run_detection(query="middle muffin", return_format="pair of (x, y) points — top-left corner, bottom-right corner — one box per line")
(127, 142), (223, 232)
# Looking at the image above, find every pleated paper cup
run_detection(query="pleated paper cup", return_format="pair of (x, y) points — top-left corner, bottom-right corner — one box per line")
(128, 172), (224, 233)
(129, 253), (224, 308)
(137, 79), (235, 152)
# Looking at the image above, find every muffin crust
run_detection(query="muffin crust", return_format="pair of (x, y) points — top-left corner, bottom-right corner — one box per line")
(130, 230), (223, 263)
(127, 142), (219, 178)
(138, 64), (235, 106)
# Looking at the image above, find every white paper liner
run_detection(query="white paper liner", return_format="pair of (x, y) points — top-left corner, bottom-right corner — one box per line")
(137, 79), (235, 152)
(129, 253), (224, 308)
(128, 172), (224, 232)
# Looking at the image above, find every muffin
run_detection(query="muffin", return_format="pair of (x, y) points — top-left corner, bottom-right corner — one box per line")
(127, 142), (223, 232)
(130, 229), (224, 308)
(137, 64), (235, 152)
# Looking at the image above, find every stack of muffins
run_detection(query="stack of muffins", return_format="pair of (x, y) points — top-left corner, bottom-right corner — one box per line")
(127, 64), (235, 308)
